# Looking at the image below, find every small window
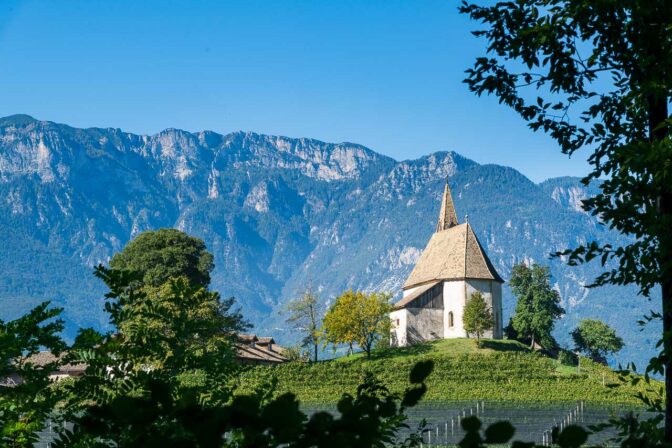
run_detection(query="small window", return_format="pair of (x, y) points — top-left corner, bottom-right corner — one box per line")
(448, 311), (454, 328)
(395, 319), (400, 326)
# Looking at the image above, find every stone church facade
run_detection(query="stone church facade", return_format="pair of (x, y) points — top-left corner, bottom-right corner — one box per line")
(390, 180), (504, 346)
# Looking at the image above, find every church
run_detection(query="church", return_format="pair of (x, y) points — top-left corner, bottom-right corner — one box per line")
(390, 180), (504, 346)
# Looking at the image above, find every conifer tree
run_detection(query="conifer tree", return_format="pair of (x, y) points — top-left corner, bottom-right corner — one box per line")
(463, 291), (494, 347)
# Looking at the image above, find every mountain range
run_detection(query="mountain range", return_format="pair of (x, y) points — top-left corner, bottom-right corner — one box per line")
(0, 115), (659, 367)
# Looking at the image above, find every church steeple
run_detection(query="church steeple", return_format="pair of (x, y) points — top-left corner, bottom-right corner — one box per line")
(436, 178), (458, 232)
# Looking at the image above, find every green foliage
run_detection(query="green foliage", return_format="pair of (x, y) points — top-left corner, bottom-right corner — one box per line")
(510, 263), (564, 349)
(461, 0), (672, 438)
(110, 228), (214, 288)
(572, 319), (624, 364)
(57, 264), (249, 444)
(558, 350), (579, 367)
(285, 288), (324, 363)
(56, 353), (433, 447)
(0, 302), (66, 447)
(282, 345), (310, 363)
(463, 291), (494, 346)
(52, 236), (431, 446)
(322, 291), (392, 357)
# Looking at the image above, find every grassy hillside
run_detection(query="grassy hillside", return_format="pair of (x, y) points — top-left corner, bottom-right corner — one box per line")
(235, 339), (657, 405)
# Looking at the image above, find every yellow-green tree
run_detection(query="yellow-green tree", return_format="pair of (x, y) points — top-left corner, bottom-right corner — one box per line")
(322, 290), (392, 357)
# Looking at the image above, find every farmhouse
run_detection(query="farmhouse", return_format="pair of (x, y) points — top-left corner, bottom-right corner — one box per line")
(390, 180), (504, 346)
(236, 334), (289, 365)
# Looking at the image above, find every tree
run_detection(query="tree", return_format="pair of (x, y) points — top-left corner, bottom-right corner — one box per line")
(571, 319), (624, 364)
(322, 290), (392, 358)
(0, 302), (66, 447)
(285, 288), (324, 363)
(460, 0), (672, 437)
(509, 263), (564, 349)
(56, 357), (434, 447)
(53, 235), (433, 446)
(110, 228), (214, 288)
(463, 291), (494, 346)
(59, 267), (249, 445)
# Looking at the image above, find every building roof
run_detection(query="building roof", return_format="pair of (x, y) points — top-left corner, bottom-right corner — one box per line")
(393, 281), (440, 309)
(403, 181), (503, 290)
(236, 334), (288, 364)
(436, 180), (459, 231)
(22, 351), (86, 375)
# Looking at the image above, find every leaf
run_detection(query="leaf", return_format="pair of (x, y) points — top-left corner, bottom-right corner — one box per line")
(485, 421), (516, 443)
(511, 442), (536, 448)
(461, 416), (482, 432)
(409, 360), (434, 384)
(401, 384), (426, 407)
(557, 425), (589, 448)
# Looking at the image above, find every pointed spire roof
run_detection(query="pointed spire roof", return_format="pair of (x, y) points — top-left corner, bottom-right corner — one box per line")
(401, 180), (504, 291)
(436, 179), (458, 231)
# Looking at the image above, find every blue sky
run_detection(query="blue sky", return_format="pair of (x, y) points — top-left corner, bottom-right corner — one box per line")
(0, 0), (590, 182)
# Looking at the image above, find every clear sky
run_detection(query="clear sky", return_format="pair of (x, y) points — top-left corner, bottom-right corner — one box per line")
(0, 0), (590, 182)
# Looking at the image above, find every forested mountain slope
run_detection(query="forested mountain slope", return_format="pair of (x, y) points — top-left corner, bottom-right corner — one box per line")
(0, 115), (657, 367)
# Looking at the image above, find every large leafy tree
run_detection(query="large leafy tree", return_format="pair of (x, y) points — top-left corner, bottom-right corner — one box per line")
(286, 287), (324, 363)
(110, 228), (214, 288)
(58, 267), (249, 445)
(0, 302), (66, 447)
(322, 291), (392, 358)
(572, 319), (624, 364)
(463, 291), (494, 347)
(509, 263), (564, 349)
(460, 0), (672, 437)
(58, 231), (248, 444)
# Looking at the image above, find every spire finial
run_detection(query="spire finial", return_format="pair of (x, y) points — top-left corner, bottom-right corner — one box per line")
(436, 178), (459, 232)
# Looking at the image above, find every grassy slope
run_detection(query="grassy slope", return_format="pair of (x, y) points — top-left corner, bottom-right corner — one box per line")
(236, 339), (656, 405)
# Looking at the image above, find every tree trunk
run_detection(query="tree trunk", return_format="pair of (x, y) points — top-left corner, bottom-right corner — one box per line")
(530, 334), (535, 350)
(663, 251), (672, 443)
(646, 91), (671, 441)
(313, 343), (318, 363)
(661, 188), (672, 441)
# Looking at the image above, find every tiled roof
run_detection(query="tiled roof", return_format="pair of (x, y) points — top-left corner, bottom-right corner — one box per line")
(235, 334), (288, 364)
(403, 181), (503, 289)
(22, 351), (86, 374)
(393, 281), (440, 309)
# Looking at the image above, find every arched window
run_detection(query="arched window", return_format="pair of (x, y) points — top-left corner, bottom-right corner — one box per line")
(448, 311), (454, 328)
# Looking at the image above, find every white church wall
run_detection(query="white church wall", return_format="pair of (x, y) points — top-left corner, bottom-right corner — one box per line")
(491, 281), (503, 338)
(465, 279), (503, 339)
(390, 309), (408, 347)
(443, 280), (467, 338)
(405, 307), (443, 344)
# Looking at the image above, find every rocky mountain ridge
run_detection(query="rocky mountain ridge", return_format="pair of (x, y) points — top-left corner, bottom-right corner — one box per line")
(0, 115), (658, 367)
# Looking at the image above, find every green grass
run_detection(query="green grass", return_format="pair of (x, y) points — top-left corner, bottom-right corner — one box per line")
(333, 338), (530, 362)
(235, 338), (658, 405)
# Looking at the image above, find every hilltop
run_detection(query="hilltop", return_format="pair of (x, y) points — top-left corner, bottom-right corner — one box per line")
(0, 115), (659, 368)
(236, 339), (653, 405)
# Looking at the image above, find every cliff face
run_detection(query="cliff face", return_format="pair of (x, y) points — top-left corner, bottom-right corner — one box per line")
(0, 115), (657, 366)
